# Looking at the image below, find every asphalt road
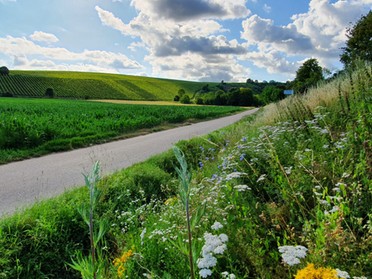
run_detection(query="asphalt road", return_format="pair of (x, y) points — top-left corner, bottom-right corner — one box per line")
(0, 108), (258, 216)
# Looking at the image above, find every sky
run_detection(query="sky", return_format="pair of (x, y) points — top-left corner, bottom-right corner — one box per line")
(0, 0), (371, 82)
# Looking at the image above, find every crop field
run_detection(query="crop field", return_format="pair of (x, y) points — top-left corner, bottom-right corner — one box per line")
(0, 71), (211, 100)
(0, 98), (242, 163)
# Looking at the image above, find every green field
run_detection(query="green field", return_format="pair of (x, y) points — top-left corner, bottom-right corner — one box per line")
(0, 70), (213, 100)
(0, 98), (242, 163)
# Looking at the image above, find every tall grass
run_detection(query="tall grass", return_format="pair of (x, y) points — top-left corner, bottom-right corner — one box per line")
(256, 61), (372, 126)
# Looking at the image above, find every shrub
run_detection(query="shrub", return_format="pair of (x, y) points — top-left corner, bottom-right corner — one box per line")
(180, 95), (191, 104)
(45, 87), (55, 98)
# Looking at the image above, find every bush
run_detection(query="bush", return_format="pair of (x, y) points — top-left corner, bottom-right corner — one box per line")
(196, 98), (204, 105)
(45, 87), (55, 98)
(180, 95), (191, 104)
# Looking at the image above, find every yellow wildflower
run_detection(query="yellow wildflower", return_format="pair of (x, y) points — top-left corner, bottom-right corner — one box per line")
(295, 263), (338, 279)
(113, 249), (134, 278)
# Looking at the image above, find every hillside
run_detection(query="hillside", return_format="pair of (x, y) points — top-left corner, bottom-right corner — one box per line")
(0, 70), (214, 100)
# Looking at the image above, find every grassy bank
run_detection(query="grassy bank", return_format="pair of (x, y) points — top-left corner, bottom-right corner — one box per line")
(0, 63), (371, 278)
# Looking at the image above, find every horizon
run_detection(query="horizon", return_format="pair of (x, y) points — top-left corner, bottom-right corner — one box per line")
(0, 0), (371, 82)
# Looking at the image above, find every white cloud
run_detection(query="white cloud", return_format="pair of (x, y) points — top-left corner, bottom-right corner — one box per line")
(242, 15), (313, 53)
(147, 52), (250, 81)
(0, 35), (143, 72)
(30, 31), (59, 43)
(95, 2), (250, 81)
(244, 50), (300, 77)
(241, 0), (372, 75)
(263, 4), (271, 13)
(95, 6), (131, 34)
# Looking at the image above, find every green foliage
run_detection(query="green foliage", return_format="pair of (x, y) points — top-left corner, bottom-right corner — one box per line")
(0, 189), (88, 278)
(197, 87), (261, 107)
(45, 87), (55, 98)
(293, 58), (324, 94)
(69, 162), (109, 279)
(0, 66), (9, 76)
(179, 94), (191, 104)
(178, 88), (186, 97)
(341, 11), (372, 67)
(260, 85), (285, 104)
(0, 99), (241, 164)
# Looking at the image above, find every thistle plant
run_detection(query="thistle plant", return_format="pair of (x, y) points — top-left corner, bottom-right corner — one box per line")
(173, 146), (197, 279)
(69, 161), (109, 279)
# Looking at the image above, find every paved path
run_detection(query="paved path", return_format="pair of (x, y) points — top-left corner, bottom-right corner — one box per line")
(0, 108), (258, 216)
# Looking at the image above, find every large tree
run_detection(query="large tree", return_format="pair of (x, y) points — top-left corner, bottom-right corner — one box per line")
(340, 11), (372, 67)
(293, 58), (323, 94)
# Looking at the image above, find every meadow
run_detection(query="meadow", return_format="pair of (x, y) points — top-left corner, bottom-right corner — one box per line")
(0, 63), (370, 279)
(0, 71), (211, 100)
(0, 98), (242, 164)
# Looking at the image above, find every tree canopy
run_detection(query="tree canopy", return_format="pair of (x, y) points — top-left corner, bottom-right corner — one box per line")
(340, 11), (372, 67)
(0, 66), (9, 76)
(293, 58), (323, 94)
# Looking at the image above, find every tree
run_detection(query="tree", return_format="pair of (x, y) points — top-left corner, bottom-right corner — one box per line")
(340, 11), (372, 67)
(178, 88), (186, 97)
(45, 87), (55, 98)
(261, 85), (284, 104)
(0, 66), (9, 76)
(293, 58), (323, 94)
(239, 88), (255, 106)
(180, 95), (191, 104)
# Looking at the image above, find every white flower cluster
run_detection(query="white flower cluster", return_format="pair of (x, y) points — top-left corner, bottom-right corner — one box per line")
(336, 268), (350, 278)
(233, 184), (251, 192)
(221, 271), (236, 279)
(197, 226), (228, 278)
(278, 245), (308, 266)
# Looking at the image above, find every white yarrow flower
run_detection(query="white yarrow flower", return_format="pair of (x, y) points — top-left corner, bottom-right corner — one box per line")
(211, 221), (223, 231)
(336, 268), (350, 278)
(197, 232), (229, 277)
(226, 172), (246, 180)
(199, 268), (212, 278)
(278, 245), (308, 266)
(234, 184), (251, 192)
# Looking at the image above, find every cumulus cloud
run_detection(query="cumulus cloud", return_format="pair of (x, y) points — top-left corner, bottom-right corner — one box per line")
(95, 1), (250, 81)
(242, 15), (313, 53)
(147, 52), (250, 81)
(0, 35), (143, 72)
(95, 6), (131, 34)
(130, 0), (250, 21)
(30, 31), (59, 43)
(241, 0), (372, 75)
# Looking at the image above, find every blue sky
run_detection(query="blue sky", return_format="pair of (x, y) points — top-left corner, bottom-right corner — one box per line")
(0, 0), (370, 82)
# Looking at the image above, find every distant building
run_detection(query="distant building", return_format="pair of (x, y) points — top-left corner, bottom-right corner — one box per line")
(284, 89), (294, 95)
